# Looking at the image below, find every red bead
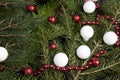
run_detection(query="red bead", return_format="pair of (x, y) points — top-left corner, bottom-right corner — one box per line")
(50, 43), (57, 50)
(115, 41), (119, 46)
(91, 57), (98, 61)
(86, 21), (91, 25)
(104, 16), (110, 19)
(81, 21), (86, 25)
(99, 50), (105, 54)
(92, 21), (96, 25)
(39, 67), (44, 71)
(115, 26), (119, 30)
(110, 17), (115, 21)
(95, 22), (100, 25)
(79, 66), (85, 71)
(95, 53), (100, 57)
(73, 15), (80, 23)
(84, 65), (89, 69)
(48, 16), (56, 23)
(36, 71), (41, 74)
(95, 3), (100, 9)
(96, 17), (100, 21)
(23, 67), (33, 75)
(73, 66), (79, 70)
(0, 66), (4, 72)
(97, 14), (101, 18)
(116, 31), (120, 36)
(27, 5), (36, 12)
(61, 67), (66, 71)
(67, 66), (72, 70)
(43, 64), (49, 68)
(50, 64), (55, 69)
(114, 21), (118, 25)
(88, 61), (93, 66)
(56, 66), (61, 70)
(34, 72), (38, 76)
(92, 59), (100, 66)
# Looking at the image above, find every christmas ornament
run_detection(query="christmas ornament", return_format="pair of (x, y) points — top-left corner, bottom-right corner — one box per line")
(49, 43), (57, 50)
(83, 1), (96, 13)
(23, 67), (33, 75)
(48, 16), (56, 23)
(80, 25), (94, 42)
(73, 15), (80, 23)
(76, 45), (91, 59)
(0, 47), (8, 62)
(53, 52), (68, 67)
(103, 31), (118, 45)
(92, 59), (100, 66)
(27, 5), (36, 12)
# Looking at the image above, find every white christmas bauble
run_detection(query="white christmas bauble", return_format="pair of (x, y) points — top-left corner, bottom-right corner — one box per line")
(83, 1), (96, 13)
(0, 47), (8, 62)
(103, 31), (118, 45)
(76, 45), (91, 59)
(80, 25), (94, 42)
(53, 52), (68, 67)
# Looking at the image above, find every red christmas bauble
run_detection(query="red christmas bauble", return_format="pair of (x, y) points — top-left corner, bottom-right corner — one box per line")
(23, 67), (33, 75)
(92, 59), (100, 66)
(50, 43), (57, 50)
(27, 5), (36, 12)
(48, 16), (56, 23)
(73, 15), (80, 23)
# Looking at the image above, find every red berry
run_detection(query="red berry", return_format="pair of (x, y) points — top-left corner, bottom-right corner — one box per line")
(96, 17), (100, 21)
(92, 59), (100, 66)
(27, 5), (36, 12)
(50, 43), (57, 50)
(73, 15), (80, 23)
(34, 72), (38, 76)
(23, 67), (33, 75)
(97, 14), (101, 17)
(95, 22), (100, 25)
(48, 16), (56, 23)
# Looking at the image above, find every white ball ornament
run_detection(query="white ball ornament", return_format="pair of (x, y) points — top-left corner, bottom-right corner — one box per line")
(53, 52), (68, 67)
(80, 25), (94, 42)
(0, 47), (8, 62)
(76, 45), (91, 59)
(83, 1), (96, 13)
(103, 31), (118, 45)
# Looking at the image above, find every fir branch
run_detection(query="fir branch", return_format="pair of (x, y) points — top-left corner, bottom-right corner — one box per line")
(0, 34), (26, 37)
(73, 41), (101, 80)
(80, 61), (120, 75)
